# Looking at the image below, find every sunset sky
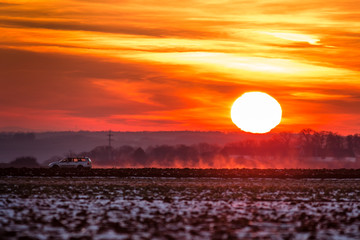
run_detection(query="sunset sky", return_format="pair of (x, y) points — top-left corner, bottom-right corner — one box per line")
(0, 0), (359, 134)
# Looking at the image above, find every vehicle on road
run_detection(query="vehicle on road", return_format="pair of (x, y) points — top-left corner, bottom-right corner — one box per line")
(49, 157), (92, 169)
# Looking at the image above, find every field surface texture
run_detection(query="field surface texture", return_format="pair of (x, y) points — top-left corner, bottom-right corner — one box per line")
(1, 173), (360, 239)
(2, 168), (360, 178)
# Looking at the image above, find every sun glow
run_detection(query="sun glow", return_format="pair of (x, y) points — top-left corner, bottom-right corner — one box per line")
(259, 31), (321, 45)
(231, 92), (282, 134)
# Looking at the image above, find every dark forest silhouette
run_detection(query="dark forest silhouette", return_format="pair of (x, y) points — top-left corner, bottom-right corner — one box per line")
(74, 129), (360, 168)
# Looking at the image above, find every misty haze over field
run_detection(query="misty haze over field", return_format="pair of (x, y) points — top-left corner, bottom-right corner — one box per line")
(1, 130), (360, 169)
(0, 131), (253, 164)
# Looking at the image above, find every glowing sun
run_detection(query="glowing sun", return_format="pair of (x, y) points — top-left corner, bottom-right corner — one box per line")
(231, 92), (282, 133)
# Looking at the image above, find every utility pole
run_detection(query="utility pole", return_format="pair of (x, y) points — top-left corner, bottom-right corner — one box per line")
(108, 130), (113, 148)
(107, 130), (115, 168)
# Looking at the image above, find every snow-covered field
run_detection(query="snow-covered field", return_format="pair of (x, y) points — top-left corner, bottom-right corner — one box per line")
(1, 177), (360, 239)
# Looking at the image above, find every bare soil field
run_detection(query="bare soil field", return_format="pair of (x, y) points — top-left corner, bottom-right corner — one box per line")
(1, 168), (360, 178)
(1, 174), (360, 239)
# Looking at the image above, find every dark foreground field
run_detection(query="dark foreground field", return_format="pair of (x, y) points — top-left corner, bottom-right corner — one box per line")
(1, 169), (360, 240)
(2, 168), (360, 178)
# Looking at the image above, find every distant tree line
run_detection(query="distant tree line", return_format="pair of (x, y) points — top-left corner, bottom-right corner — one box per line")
(4, 130), (359, 168)
(0, 156), (40, 168)
(298, 129), (360, 158)
(74, 129), (360, 168)
(78, 143), (224, 168)
(0, 132), (36, 142)
(224, 129), (360, 158)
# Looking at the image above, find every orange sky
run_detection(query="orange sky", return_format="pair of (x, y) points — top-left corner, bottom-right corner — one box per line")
(0, 0), (359, 134)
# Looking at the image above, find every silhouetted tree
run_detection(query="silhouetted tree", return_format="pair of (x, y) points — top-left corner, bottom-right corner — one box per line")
(87, 146), (115, 165)
(325, 132), (344, 158)
(10, 156), (39, 168)
(345, 135), (355, 157)
(353, 134), (360, 157)
(131, 147), (148, 166)
(175, 145), (199, 167)
(196, 143), (222, 167)
(299, 128), (317, 156)
(147, 145), (175, 166)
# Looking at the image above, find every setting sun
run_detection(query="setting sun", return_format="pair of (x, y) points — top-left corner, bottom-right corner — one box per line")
(231, 92), (282, 134)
